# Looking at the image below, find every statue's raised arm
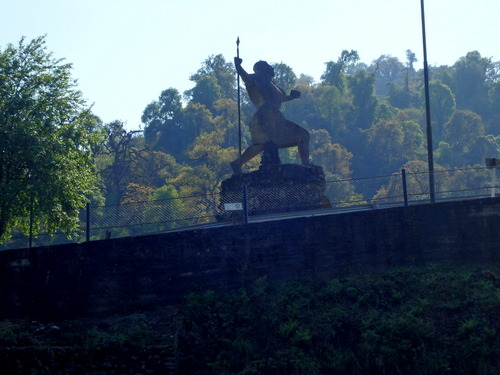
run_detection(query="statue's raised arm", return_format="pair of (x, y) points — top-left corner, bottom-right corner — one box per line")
(234, 57), (251, 86)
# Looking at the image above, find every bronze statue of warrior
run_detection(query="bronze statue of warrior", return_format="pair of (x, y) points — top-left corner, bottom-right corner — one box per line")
(231, 58), (311, 174)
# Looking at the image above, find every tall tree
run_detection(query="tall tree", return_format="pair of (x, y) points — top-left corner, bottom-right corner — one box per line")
(367, 120), (405, 174)
(142, 88), (185, 156)
(310, 129), (352, 178)
(188, 54), (236, 100)
(426, 81), (456, 141)
(272, 62), (297, 93)
(488, 81), (500, 135)
(321, 50), (359, 92)
(190, 76), (222, 113)
(97, 121), (143, 204)
(370, 55), (406, 98)
(316, 85), (343, 136)
(443, 110), (485, 153)
(451, 51), (491, 117)
(0, 36), (102, 240)
(347, 70), (378, 129)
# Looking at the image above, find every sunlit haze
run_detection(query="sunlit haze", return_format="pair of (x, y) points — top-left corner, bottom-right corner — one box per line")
(2, 0), (499, 130)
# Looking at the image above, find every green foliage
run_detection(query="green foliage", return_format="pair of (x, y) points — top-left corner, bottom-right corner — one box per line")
(427, 81), (456, 129)
(272, 62), (297, 93)
(0, 36), (103, 240)
(142, 88), (186, 156)
(443, 110), (485, 152)
(188, 54), (236, 101)
(190, 76), (222, 113)
(179, 266), (500, 375)
(143, 185), (186, 230)
(134, 48), (499, 206)
(6, 35), (496, 238)
(321, 50), (359, 92)
(0, 326), (19, 345)
(0, 38), (496, 242)
(84, 315), (153, 351)
(451, 51), (491, 117)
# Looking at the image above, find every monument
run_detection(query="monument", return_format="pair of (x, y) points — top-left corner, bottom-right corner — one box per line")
(219, 56), (330, 219)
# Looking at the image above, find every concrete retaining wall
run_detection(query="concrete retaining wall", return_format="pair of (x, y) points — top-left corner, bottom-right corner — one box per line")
(0, 197), (498, 320)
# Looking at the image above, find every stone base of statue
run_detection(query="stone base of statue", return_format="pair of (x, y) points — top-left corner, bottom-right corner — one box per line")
(217, 143), (331, 221)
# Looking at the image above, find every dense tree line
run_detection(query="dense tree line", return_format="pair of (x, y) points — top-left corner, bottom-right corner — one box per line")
(101, 49), (498, 208)
(1, 36), (499, 240)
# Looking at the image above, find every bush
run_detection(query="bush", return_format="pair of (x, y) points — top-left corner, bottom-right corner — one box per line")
(178, 265), (500, 375)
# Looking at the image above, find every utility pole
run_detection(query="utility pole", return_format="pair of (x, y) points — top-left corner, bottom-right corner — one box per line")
(420, 0), (436, 203)
(236, 37), (242, 156)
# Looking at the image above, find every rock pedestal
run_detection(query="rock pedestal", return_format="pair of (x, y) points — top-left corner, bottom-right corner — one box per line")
(219, 147), (331, 219)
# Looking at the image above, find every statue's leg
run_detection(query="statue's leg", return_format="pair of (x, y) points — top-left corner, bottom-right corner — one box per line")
(231, 114), (269, 173)
(231, 144), (264, 174)
(297, 129), (311, 165)
(273, 119), (311, 165)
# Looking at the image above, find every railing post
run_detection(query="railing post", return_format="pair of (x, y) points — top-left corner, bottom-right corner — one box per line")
(86, 203), (90, 242)
(29, 191), (34, 248)
(402, 169), (408, 207)
(242, 184), (249, 224)
(491, 168), (497, 198)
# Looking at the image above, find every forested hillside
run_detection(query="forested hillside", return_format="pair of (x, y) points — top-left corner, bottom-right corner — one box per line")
(1, 36), (499, 242)
(95, 50), (500, 208)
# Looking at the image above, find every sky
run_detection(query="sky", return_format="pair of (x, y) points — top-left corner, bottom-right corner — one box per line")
(2, 0), (499, 131)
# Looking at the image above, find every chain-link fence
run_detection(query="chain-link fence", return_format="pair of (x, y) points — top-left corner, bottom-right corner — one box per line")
(1, 166), (497, 250)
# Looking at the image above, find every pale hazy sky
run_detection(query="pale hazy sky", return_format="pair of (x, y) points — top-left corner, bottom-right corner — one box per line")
(2, 0), (499, 130)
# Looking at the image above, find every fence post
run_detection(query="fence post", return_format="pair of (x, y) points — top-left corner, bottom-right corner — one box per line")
(242, 184), (249, 224)
(86, 203), (90, 242)
(29, 190), (34, 248)
(402, 169), (408, 207)
(491, 168), (497, 198)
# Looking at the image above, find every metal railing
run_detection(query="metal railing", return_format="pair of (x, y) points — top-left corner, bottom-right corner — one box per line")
(1, 166), (497, 250)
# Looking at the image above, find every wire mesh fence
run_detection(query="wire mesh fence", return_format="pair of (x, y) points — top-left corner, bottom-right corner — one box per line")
(88, 193), (221, 239)
(1, 166), (498, 250)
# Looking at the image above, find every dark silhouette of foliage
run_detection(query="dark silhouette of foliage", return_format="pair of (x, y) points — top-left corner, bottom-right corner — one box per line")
(179, 265), (499, 375)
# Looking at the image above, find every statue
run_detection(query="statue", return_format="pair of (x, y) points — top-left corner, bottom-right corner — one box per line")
(231, 58), (311, 174)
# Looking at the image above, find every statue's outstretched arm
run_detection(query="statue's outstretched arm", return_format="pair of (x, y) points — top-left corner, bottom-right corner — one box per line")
(282, 89), (301, 102)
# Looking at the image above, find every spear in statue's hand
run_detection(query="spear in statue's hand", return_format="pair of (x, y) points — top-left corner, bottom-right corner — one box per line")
(236, 37), (242, 156)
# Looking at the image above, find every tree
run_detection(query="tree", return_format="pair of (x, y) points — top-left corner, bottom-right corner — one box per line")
(321, 50), (359, 92)
(373, 160), (448, 202)
(190, 76), (222, 113)
(467, 135), (500, 165)
(281, 83), (319, 130)
(435, 141), (453, 167)
(347, 69), (378, 129)
(426, 81), (456, 141)
(488, 81), (500, 134)
(143, 185), (185, 231)
(370, 55), (406, 98)
(272, 62), (297, 93)
(366, 120), (405, 174)
(0, 36), (102, 240)
(142, 88), (184, 155)
(310, 129), (352, 178)
(188, 54), (236, 100)
(316, 85), (343, 135)
(97, 121), (144, 205)
(443, 110), (485, 153)
(451, 51), (491, 117)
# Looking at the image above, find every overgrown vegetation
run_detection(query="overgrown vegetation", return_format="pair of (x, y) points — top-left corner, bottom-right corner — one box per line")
(0, 265), (498, 374)
(178, 265), (499, 375)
